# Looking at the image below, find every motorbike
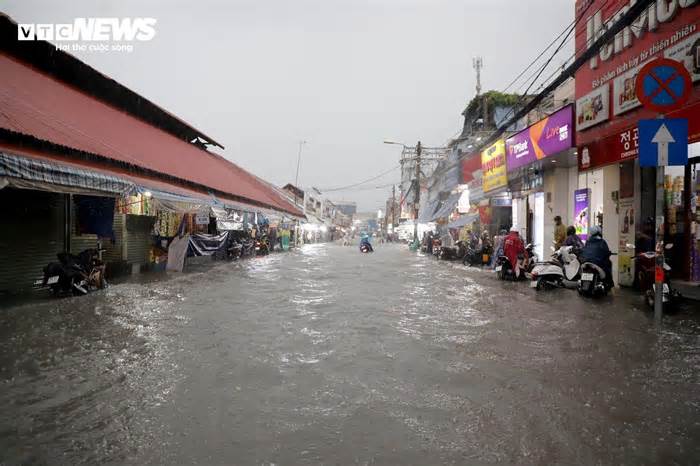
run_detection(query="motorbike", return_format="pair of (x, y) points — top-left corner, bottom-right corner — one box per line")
(495, 242), (536, 280)
(255, 235), (270, 256)
(37, 248), (107, 296)
(438, 240), (467, 261)
(530, 245), (581, 290)
(227, 240), (243, 260)
(578, 253), (616, 298)
(634, 243), (681, 310)
(360, 242), (373, 253)
(462, 243), (483, 266)
(240, 238), (256, 257)
(431, 238), (442, 258)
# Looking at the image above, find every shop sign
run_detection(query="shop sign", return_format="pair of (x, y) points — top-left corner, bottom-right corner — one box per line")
(460, 153), (482, 183)
(575, 0), (700, 168)
(573, 188), (590, 241)
(576, 85), (610, 130)
(491, 197), (512, 207)
(481, 139), (507, 193)
(579, 125), (640, 170)
(506, 105), (574, 171)
(195, 212), (210, 225)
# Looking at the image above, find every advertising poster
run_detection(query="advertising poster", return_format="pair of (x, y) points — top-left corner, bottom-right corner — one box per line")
(506, 105), (574, 171)
(618, 197), (635, 287)
(575, 84), (610, 131)
(612, 59), (651, 116)
(481, 139), (507, 193)
(574, 188), (590, 241)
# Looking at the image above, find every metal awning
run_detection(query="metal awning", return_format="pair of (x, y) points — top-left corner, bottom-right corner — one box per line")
(431, 193), (461, 221)
(417, 199), (440, 223)
(448, 214), (478, 229)
(0, 150), (135, 196)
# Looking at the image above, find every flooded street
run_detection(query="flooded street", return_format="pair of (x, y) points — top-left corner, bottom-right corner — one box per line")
(2, 243), (700, 465)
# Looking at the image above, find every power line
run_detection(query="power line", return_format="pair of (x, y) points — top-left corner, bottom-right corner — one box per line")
(319, 165), (400, 192)
(430, 0), (653, 183)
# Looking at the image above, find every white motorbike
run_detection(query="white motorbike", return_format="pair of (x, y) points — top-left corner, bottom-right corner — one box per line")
(530, 245), (581, 291)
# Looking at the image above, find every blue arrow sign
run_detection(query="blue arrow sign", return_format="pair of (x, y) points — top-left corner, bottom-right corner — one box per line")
(638, 119), (688, 167)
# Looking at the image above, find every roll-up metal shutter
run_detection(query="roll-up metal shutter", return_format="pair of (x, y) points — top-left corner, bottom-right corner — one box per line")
(125, 214), (155, 265)
(0, 188), (66, 295)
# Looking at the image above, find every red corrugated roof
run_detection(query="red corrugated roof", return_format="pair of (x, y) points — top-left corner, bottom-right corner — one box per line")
(0, 53), (302, 216)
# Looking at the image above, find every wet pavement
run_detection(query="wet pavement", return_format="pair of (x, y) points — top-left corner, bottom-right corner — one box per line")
(1, 243), (700, 465)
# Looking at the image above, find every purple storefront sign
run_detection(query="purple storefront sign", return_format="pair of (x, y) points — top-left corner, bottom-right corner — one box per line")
(506, 105), (574, 171)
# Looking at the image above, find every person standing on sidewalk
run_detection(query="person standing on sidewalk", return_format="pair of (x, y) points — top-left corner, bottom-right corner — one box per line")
(553, 216), (567, 250)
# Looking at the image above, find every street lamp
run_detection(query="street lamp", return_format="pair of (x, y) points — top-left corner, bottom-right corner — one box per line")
(383, 140), (406, 147)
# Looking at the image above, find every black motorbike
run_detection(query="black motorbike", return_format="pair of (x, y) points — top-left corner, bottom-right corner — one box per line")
(577, 262), (612, 297)
(38, 248), (107, 296)
(438, 240), (467, 261)
(462, 243), (483, 266)
(255, 235), (270, 256)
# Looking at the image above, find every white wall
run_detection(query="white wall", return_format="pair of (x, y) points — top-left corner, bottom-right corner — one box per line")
(603, 164), (620, 286)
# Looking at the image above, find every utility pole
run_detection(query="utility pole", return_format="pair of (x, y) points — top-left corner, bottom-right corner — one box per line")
(414, 141), (422, 242)
(391, 184), (396, 234)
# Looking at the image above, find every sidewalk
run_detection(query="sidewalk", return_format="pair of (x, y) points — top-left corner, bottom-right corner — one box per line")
(675, 281), (700, 302)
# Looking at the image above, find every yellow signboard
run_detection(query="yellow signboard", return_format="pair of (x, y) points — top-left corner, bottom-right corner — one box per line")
(481, 139), (507, 193)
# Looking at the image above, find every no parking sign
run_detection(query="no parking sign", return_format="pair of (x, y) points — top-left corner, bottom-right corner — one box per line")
(635, 58), (692, 113)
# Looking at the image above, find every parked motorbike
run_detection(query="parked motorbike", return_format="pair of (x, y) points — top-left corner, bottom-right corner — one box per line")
(240, 238), (256, 257)
(431, 238), (442, 258)
(634, 243), (681, 311)
(462, 243), (483, 266)
(530, 245), (581, 290)
(438, 240), (467, 261)
(37, 248), (107, 296)
(227, 240), (243, 260)
(495, 254), (527, 281)
(255, 235), (271, 256)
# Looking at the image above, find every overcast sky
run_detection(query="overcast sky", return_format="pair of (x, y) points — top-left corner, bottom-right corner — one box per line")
(4, 0), (573, 210)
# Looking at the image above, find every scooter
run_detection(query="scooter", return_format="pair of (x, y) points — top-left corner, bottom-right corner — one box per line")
(634, 243), (681, 310)
(37, 248), (107, 296)
(578, 254), (616, 298)
(462, 243), (483, 266)
(530, 245), (581, 290)
(255, 235), (270, 256)
(360, 241), (373, 253)
(495, 253), (528, 281)
(438, 240), (466, 261)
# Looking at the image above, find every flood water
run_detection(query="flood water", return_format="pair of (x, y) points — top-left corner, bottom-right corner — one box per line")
(1, 243), (700, 465)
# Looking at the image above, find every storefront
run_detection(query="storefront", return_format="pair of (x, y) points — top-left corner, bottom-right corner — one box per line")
(574, 0), (700, 286)
(506, 105), (577, 260)
(481, 139), (512, 235)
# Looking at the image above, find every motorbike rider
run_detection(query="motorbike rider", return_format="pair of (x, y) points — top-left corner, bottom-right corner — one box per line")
(503, 227), (527, 276)
(563, 225), (583, 252)
(579, 225), (613, 288)
(360, 232), (374, 252)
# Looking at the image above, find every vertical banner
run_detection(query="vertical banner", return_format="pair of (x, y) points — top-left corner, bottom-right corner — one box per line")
(618, 197), (635, 286)
(481, 139), (508, 193)
(574, 188), (590, 241)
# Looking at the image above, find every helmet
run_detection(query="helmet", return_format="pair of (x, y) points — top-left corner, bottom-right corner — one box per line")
(510, 226), (518, 233)
(590, 225), (602, 237)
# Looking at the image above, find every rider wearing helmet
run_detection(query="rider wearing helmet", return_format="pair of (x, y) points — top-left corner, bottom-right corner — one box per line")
(579, 225), (613, 287)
